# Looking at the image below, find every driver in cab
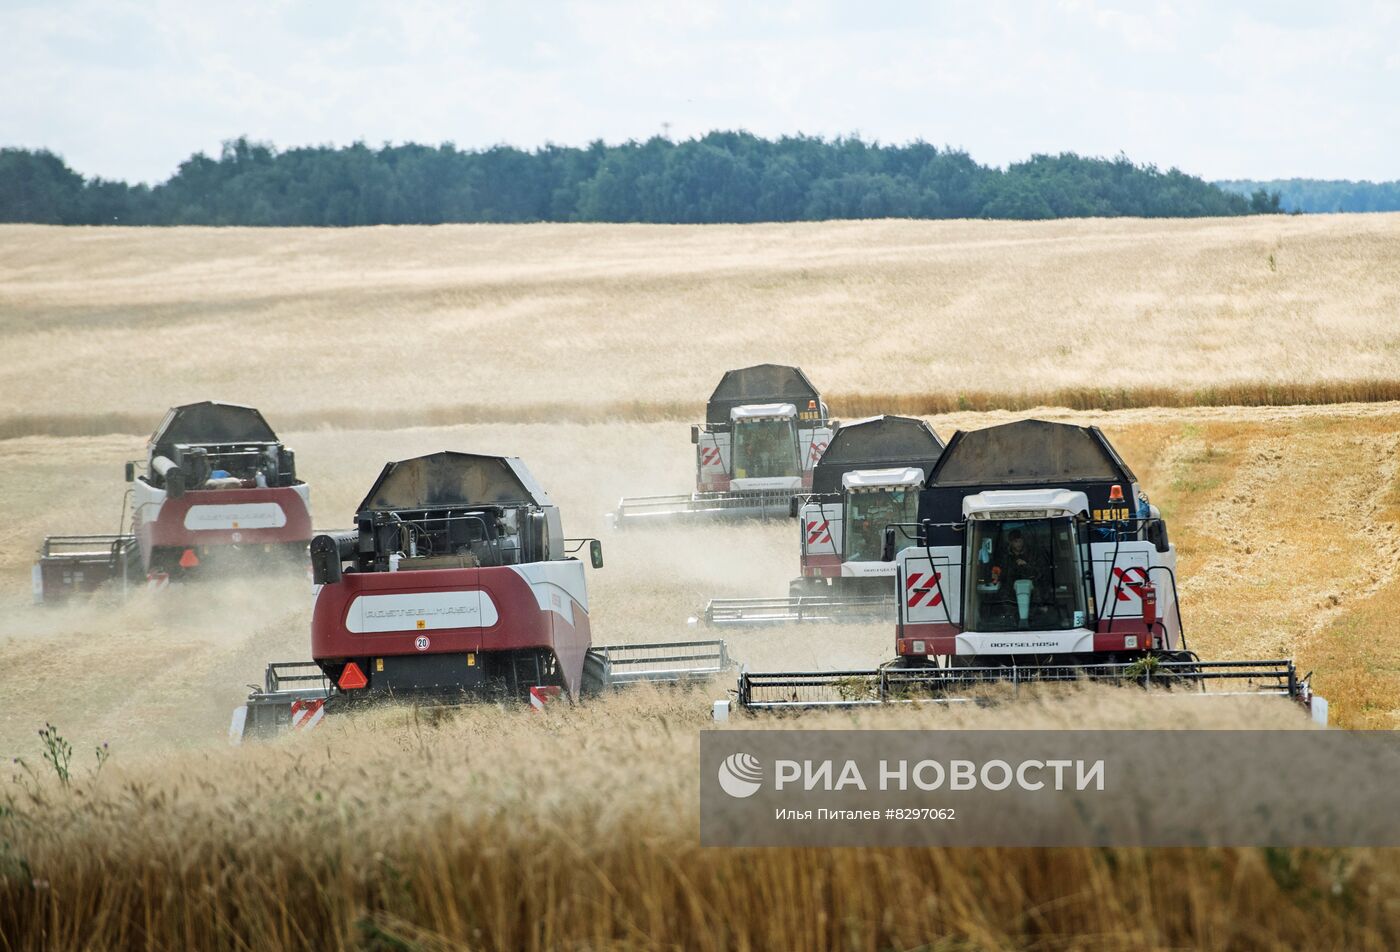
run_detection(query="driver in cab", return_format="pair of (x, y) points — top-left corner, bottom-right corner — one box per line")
(738, 426), (784, 477)
(1003, 529), (1048, 586)
(851, 493), (900, 558)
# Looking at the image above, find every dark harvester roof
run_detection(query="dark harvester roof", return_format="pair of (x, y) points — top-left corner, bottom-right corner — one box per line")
(706, 364), (821, 424)
(928, 419), (1137, 488)
(811, 415), (944, 495)
(149, 401), (278, 450)
(355, 451), (549, 513)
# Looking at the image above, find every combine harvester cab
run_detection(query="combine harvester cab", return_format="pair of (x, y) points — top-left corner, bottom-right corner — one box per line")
(698, 415), (945, 626)
(609, 364), (835, 526)
(33, 401), (312, 602)
(723, 419), (1326, 723)
(235, 451), (729, 741)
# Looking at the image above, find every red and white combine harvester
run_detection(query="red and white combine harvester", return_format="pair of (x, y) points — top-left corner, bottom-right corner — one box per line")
(695, 415), (945, 625)
(33, 401), (313, 602)
(609, 364), (835, 526)
(718, 419), (1327, 723)
(233, 451), (729, 741)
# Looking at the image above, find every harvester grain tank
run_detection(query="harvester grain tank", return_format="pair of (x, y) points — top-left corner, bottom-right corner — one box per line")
(609, 364), (835, 526)
(720, 419), (1326, 722)
(234, 451), (729, 740)
(33, 401), (313, 602)
(697, 415), (945, 625)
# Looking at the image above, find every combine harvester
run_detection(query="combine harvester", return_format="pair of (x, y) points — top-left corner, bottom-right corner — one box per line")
(696, 415), (945, 626)
(233, 451), (729, 741)
(716, 419), (1326, 723)
(33, 401), (313, 602)
(609, 364), (835, 526)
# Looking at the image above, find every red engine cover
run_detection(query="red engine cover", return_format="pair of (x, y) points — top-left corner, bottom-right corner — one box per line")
(310, 564), (592, 697)
(137, 486), (312, 551)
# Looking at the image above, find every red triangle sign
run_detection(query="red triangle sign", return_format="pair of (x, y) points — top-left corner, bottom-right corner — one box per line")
(338, 661), (368, 690)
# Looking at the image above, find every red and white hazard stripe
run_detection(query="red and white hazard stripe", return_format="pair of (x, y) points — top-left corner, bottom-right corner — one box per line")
(700, 447), (722, 467)
(290, 698), (326, 731)
(808, 440), (828, 464)
(905, 571), (943, 609)
(529, 685), (561, 712)
(146, 572), (170, 591)
(1111, 566), (1150, 601)
(807, 519), (831, 544)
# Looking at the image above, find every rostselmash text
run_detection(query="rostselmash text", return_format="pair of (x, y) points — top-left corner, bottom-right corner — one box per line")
(772, 759), (1105, 792)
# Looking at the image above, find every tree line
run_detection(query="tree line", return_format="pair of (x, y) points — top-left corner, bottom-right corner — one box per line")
(1216, 178), (1400, 214)
(1, 133), (1283, 225)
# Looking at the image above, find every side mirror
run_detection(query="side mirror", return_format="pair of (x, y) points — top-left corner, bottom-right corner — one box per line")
(690, 425), (700, 445)
(788, 496), (800, 518)
(882, 526), (897, 562)
(527, 510), (548, 564)
(309, 534), (344, 585)
(590, 539), (604, 569)
(124, 461), (135, 482)
(1146, 519), (1171, 554)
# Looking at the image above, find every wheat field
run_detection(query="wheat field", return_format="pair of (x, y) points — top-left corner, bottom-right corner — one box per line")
(2, 218), (1400, 950)
(0, 214), (1397, 436)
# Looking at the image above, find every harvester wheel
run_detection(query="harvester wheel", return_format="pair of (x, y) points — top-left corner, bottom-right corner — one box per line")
(1124, 651), (1203, 690)
(1156, 650), (1204, 688)
(582, 650), (611, 697)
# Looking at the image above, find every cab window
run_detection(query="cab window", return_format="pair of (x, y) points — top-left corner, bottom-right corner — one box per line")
(964, 517), (1089, 632)
(844, 489), (917, 562)
(732, 419), (800, 479)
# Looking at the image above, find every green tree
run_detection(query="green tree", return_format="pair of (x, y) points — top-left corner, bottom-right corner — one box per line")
(0, 136), (1270, 226)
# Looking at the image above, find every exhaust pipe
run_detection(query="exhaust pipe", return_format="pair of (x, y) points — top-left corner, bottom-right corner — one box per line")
(151, 455), (185, 497)
(310, 531), (356, 585)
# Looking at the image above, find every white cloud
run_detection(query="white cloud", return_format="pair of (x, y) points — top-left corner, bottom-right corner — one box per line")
(1, 0), (1397, 182)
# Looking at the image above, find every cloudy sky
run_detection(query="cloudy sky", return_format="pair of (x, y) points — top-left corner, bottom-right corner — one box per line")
(3, 0), (1397, 184)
